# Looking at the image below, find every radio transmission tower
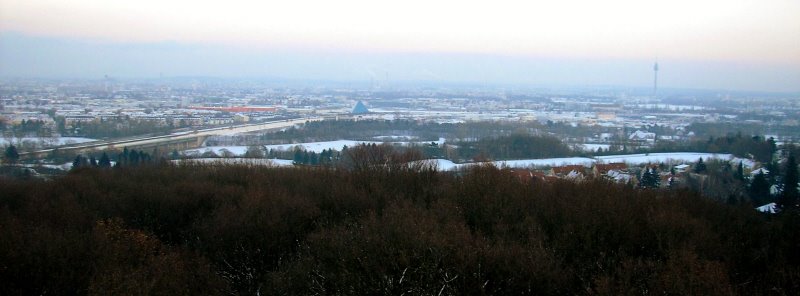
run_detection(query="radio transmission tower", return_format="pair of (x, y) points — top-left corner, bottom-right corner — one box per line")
(653, 61), (659, 98)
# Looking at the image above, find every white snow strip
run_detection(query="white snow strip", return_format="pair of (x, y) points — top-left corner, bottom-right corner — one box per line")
(172, 158), (291, 166)
(595, 152), (735, 165)
(492, 157), (596, 168)
(0, 137), (98, 147)
(183, 146), (249, 156)
(264, 140), (382, 153)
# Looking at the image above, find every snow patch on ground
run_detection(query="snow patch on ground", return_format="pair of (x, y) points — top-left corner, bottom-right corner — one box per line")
(755, 203), (778, 214)
(577, 143), (611, 152)
(732, 157), (756, 169)
(423, 159), (459, 171)
(22, 162), (74, 171)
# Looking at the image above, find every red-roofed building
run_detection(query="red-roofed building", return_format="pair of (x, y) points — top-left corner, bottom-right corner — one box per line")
(509, 169), (547, 182)
(550, 165), (586, 177)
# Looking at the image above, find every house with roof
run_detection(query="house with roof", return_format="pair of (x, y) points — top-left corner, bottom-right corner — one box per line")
(607, 169), (636, 185)
(593, 163), (628, 176)
(629, 130), (656, 143)
(593, 163), (635, 184)
(549, 165), (586, 178)
(508, 169), (547, 182)
(673, 164), (691, 173)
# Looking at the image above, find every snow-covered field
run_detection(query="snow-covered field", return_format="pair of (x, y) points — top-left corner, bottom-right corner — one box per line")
(263, 138), (447, 153)
(183, 146), (250, 156)
(418, 157), (595, 171)
(264, 140), (382, 153)
(1, 137), (98, 147)
(425, 152), (751, 171)
(493, 157), (596, 168)
(180, 142), (758, 172)
(32, 151), (756, 173)
(186, 138), (448, 157)
(421, 159), (459, 171)
(172, 158), (292, 167)
(594, 152), (735, 165)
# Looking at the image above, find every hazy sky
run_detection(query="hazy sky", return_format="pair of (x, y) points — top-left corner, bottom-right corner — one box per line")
(1, 0), (799, 91)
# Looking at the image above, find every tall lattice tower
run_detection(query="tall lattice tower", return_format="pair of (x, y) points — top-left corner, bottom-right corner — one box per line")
(653, 61), (659, 97)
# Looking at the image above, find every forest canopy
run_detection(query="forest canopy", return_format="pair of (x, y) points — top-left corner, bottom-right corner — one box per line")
(0, 163), (798, 295)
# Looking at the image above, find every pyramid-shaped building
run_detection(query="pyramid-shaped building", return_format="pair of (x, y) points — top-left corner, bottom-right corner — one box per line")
(352, 101), (370, 114)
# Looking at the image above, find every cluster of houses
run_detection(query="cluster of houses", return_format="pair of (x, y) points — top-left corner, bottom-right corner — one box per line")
(58, 107), (278, 129)
(509, 161), (695, 187)
(1, 112), (57, 128)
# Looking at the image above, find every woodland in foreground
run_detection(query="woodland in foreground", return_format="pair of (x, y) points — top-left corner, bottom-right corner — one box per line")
(1, 161), (799, 295)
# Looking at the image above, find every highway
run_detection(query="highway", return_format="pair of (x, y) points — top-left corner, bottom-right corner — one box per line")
(24, 117), (323, 156)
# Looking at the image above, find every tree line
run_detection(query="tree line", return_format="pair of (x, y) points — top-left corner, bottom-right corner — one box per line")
(646, 133), (777, 163)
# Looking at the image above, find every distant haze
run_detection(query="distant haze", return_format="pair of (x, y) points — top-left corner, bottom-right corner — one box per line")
(1, 0), (799, 92)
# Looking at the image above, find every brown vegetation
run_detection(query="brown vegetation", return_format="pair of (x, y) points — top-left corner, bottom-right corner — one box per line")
(0, 162), (798, 295)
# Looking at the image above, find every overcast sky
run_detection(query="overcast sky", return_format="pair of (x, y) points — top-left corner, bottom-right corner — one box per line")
(1, 0), (799, 92)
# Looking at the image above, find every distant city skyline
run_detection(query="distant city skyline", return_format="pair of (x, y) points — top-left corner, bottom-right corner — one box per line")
(1, 0), (799, 92)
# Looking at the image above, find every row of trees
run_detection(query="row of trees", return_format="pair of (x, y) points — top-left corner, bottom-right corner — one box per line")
(645, 133), (778, 163)
(1, 119), (53, 137)
(292, 148), (340, 166)
(452, 133), (573, 161)
(71, 148), (155, 169)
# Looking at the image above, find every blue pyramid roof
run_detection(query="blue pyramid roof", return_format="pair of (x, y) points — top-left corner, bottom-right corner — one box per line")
(352, 101), (370, 114)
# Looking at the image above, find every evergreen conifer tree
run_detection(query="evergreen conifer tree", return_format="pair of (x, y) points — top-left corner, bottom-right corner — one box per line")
(98, 152), (111, 168)
(4, 144), (20, 164)
(640, 167), (660, 189)
(750, 171), (771, 206)
(309, 151), (319, 165)
(293, 149), (303, 164)
(695, 158), (707, 173)
(130, 149), (140, 165)
(779, 155), (798, 209)
(735, 161), (744, 180)
(139, 150), (148, 164)
(72, 155), (85, 169)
